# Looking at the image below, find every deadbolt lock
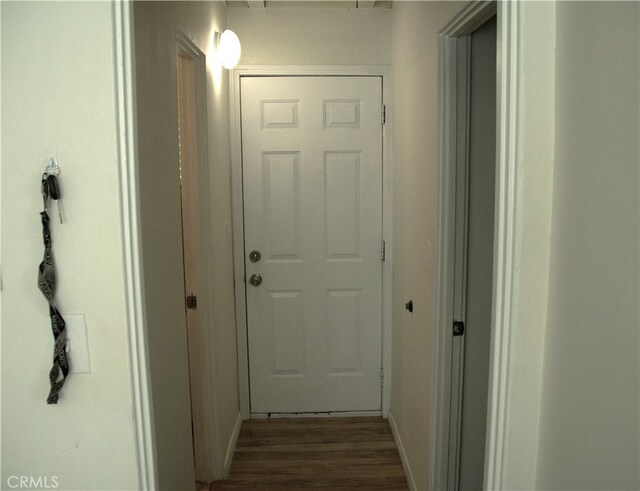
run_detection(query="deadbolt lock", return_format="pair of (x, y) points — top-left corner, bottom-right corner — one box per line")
(249, 250), (262, 263)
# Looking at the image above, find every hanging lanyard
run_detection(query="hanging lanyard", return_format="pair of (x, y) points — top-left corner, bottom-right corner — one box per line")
(38, 165), (69, 404)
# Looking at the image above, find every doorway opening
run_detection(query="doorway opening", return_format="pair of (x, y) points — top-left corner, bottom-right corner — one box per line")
(229, 67), (394, 419)
(453, 16), (497, 490)
(177, 45), (205, 480)
(431, 2), (498, 490)
(176, 33), (216, 482)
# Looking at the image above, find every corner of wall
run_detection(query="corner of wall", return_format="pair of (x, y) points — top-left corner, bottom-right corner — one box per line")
(133, 1), (238, 487)
(500, 1), (556, 489)
(387, 410), (418, 491)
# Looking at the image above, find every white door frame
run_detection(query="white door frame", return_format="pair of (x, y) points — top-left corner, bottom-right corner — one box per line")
(434, 3), (498, 489)
(112, 1), (157, 489)
(229, 66), (393, 419)
(431, 1), (522, 490)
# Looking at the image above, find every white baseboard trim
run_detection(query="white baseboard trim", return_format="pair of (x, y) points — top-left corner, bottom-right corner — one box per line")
(388, 410), (418, 491)
(223, 412), (243, 477)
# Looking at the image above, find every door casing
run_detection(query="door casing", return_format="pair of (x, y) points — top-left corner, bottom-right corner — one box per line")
(229, 66), (393, 419)
(432, 1), (525, 491)
(433, 4), (497, 489)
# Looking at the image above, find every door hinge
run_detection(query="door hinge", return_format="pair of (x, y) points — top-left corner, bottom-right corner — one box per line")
(453, 320), (465, 336)
(381, 240), (386, 261)
(186, 294), (198, 310)
(380, 368), (384, 386)
(381, 105), (386, 125)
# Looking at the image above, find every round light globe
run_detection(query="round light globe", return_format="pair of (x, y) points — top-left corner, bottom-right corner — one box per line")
(219, 30), (241, 69)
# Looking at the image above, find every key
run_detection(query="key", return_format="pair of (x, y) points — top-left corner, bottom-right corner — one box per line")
(47, 174), (59, 199)
(55, 200), (64, 224)
(47, 175), (63, 223)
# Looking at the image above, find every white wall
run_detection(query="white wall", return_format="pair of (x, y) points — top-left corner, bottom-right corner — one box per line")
(536, 2), (640, 489)
(1, 2), (139, 489)
(133, 0), (240, 486)
(389, 3), (465, 489)
(228, 6), (391, 65)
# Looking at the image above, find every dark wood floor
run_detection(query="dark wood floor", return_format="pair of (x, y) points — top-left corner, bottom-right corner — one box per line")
(199, 417), (409, 490)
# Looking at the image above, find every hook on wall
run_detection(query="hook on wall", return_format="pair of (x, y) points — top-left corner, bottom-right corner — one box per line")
(41, 155), (63, 223)
(44, 155), (61, 177)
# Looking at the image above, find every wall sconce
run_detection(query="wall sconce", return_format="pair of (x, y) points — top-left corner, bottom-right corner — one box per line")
(215, 30), (241, 69)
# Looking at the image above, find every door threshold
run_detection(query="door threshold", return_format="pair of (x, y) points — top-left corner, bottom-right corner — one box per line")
(250, 410), (382, 419)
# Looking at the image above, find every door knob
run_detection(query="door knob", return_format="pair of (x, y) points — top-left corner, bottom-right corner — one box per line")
(249, 250), (262, 263)
(249, 273), (263, 286)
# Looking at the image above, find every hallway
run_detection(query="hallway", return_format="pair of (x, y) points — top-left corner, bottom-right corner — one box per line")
(200, 418), (408, 489)
(2, 2), (638, 490)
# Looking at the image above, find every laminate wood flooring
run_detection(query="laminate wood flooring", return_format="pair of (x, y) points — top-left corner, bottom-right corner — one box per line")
(200, 417), (409, 490)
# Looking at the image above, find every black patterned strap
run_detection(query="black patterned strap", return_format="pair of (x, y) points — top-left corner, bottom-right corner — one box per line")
(38, 211), (69, 404)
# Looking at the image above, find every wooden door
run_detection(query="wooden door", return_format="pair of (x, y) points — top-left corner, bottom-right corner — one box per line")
(177, 53), (204, 478)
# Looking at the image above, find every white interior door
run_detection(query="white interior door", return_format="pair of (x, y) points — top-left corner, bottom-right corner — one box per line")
(241, 76), (383, 414)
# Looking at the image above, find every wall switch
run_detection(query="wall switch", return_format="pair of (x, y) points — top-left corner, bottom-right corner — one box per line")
(63, 314), (91, 374)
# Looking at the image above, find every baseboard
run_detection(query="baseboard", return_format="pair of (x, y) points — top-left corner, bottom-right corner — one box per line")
(223, 411), (242, 476)
(211, 410), (242, 481)
(387, 410), (418, 491)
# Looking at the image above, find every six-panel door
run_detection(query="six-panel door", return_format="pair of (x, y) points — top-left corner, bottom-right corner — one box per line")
(241, 76), (383, 414)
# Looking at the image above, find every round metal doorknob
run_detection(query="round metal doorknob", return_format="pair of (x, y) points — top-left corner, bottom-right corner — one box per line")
(249, 250), (262, 263)
(249, 273), (263, 286)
